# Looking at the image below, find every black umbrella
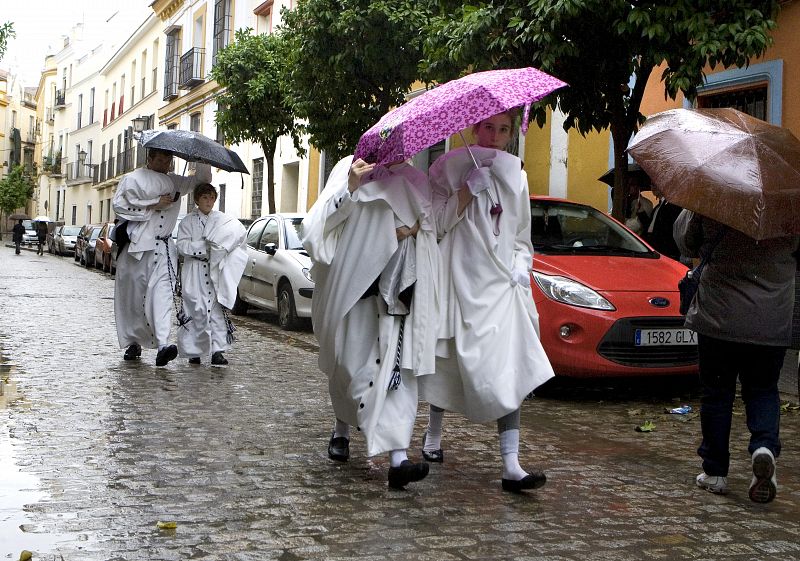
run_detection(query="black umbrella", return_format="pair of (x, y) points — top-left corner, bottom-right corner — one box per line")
(9, 213), (31, 220)
(597, 162), (651, 188)
(139, 129), (249, 174)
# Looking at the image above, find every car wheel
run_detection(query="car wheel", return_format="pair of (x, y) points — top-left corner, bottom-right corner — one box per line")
(277, 283), (299, 330)
(231, 289), (248, 316)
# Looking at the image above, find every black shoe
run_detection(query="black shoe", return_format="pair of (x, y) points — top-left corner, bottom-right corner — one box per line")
(388, 460), (429, 489)
(155, 345), (178, 367)
(123, 343), (142, 361)
(501, 470), (547, 493)
(211, 351), (228, 366)
(421, 432), (444, 463)
(328, 434), (350, 462)
(188, 357), (201, 365)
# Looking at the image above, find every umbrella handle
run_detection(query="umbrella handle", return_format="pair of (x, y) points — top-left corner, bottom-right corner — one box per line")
(458, 131), (481, 170)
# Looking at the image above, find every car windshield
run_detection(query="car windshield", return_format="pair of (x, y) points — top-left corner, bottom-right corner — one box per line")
(531, 199), (653, 256)
(62, 226), (81, 236)
(22, 220), (33, 230)
(90, 228), (101, 240)
(285, 218), (305, 250)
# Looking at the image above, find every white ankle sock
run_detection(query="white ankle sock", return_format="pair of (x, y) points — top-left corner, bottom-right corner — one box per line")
(423, 407), (444, 451)
(499, 429), (528, 481)
(333, 419), (350, 440)
(389, 449), (408, 468)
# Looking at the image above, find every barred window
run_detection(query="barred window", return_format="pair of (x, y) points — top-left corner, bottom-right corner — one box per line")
(251, 158), (264, 220)
(212, 0), (233, 67)
(697, 84), (768, 121)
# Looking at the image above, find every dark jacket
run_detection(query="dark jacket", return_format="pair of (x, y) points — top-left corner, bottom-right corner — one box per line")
(12, 223), (25, 243)
(674, 210), (799, 347)
(642, 199), (682, 261)
(36, 222), (47, 242)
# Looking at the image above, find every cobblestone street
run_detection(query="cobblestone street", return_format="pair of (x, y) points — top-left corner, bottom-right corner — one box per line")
(1, 243), (800, 561)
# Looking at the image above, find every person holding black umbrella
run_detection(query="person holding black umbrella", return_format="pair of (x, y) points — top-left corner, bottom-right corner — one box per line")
(112, 148), (211, 367)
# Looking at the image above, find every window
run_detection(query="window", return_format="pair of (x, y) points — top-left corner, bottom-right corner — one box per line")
(71, 205), (76, 225)
(119, 75), (125, 114)
(104, 89), (109, 126)
(141, 51), (147, 99)
(89, 88), (95, 123)
(152, 39), (159, 94)
(99, 200), (104, 222)
(190, 112), (201, 133)
(697, 85), (768, 121)
(218, 183), (226, 213)
(77, 94), (83, 128)
(254, 1), (274, 35)
(164, 30), (181, 100)
(11, 110), (16, 128)
(246, 219), (266, 247)
(130, 61), (136, 107)
(251, 158), (264, 219)
(259, 219), (279, 248)
(213, 0), (233, 65)
(111, 82), (117, 120)
(87, 140), (92, 165)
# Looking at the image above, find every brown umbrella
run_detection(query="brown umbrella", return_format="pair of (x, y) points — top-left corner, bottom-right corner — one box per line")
(627, 108), (800, 240)
(9, 213), (31, 220)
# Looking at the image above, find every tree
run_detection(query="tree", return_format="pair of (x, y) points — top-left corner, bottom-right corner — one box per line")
(424, 1), (780, 219)
(280, 0), (430, 161)
(0, 164), (33, 239)
(210, 29), (303, 215)
(0, 21), (14, 61)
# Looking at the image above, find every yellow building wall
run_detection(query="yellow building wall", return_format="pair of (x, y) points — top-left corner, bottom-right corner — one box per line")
(305, 148), (321, 209)
(566, 127), (612, 210)
(523, 118), (552, 196)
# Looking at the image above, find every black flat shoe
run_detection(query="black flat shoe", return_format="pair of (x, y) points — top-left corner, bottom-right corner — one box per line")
(388, 460), (429, 489)
(123, 343), (142, 361)
(421, 432), (443, 463)
(188, 357), (201, 365)
(501, 470), (547, 493)
(155, 345), (178, 367)
(328, 434), (350, 462)
(211, 351), (228, 366)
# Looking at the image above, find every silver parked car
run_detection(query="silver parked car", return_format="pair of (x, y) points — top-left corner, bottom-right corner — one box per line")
(54, 225), (81, 256)
(232, 213), (314, 330)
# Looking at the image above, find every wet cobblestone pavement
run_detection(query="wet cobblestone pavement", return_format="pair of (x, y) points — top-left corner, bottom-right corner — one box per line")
(1, 244), (799, 561)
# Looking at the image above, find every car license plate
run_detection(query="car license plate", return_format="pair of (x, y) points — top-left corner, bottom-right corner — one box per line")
(635, 328), (697, 346)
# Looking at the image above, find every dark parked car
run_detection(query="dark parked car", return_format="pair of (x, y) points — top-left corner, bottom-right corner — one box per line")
(54, 225), (81, 256)
(75, 224), (99, 263)
(80, 226), (102, 267)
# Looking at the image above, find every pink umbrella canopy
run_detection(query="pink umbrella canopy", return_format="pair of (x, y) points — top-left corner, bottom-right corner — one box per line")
(354, 68), (567, 166)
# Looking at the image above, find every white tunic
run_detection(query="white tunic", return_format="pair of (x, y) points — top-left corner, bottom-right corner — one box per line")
(302, 158), (439, 456)
(419, 147), (554, 423)
(113, 165), (211, 349)
(176, 209), (247, 357)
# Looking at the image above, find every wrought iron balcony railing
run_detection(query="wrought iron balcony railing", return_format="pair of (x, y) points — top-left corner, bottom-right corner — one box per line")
(179, 47), (205, 89)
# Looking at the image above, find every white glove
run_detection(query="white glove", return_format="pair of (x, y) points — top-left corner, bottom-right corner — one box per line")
(464, 157), (495, 195)
(510, 267), (531, 287)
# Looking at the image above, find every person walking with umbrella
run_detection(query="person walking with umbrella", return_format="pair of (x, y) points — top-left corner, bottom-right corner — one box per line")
(418, 110), (555, 493)
(302, 154), (439, 490)
(112, 148), (211, 366)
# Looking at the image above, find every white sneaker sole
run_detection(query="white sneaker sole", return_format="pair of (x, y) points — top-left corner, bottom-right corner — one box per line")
(749, 452), (776, 503)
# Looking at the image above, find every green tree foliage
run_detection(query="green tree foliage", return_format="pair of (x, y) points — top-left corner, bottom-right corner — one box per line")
(210, 29), (302, 215)
(0, 165), (33, 230)
(424, 1), (780, 219)
(0, 22), (14, 61)
(280, 0), (430, 161)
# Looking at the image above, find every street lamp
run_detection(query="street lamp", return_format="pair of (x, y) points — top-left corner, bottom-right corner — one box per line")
(132, 115), (149, 135)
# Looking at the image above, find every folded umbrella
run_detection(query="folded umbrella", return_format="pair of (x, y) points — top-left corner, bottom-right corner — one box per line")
(628, 108), (800, 240)
(139, 129), (249, 174)
(354, 67), (567, 166)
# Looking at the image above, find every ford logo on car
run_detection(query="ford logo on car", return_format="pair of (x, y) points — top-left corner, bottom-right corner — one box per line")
(649, 297), (670, 308)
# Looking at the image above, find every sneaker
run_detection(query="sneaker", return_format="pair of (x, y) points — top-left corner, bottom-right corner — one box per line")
(211, 351), (228, 366)
(123, 343), (142, 361)
(696, 472), (728, 495)
(749, 447), (777, 504)
(155, 345), (178, 367)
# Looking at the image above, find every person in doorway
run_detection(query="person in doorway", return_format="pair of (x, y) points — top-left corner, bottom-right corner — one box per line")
(12, 219), (25, 255)
(176, 183), (247, 366)
(302, 154), (439, 490)
(675, 210), (799, 503)
(418, 110), (555, 493)
(112, 148), (211, 367)
(35, 221), (47, 255)
(642, 185), (683, 261)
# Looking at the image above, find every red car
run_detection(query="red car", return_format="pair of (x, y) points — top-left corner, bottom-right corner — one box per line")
(530, 196), (698, 378)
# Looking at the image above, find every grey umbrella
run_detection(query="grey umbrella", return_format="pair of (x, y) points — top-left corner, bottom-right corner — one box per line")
(139, 129), (249, 174)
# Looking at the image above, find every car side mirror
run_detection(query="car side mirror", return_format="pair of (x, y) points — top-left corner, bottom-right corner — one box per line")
(263, 242), (277, 255)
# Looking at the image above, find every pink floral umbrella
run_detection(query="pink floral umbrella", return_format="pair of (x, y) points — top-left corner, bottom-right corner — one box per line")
(354, 67), (567, 166)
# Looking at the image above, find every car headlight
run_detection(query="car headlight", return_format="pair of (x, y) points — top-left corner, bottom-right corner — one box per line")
(302, 267), (313, 282)
(533, 272), (615, 311)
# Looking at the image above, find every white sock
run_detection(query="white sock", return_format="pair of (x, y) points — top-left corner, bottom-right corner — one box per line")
(333, 419), (350, 440)
(158, 345), (166, 351)
(499, 429), (528, 481)
(424, 407), (444, 451)
(389, 449), (408, 468)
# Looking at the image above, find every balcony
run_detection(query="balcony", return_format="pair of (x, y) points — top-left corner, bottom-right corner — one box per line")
(179, 47), (205, 89)
(55, 89), (66, 108)
(42, 154), (62, 176)
(46, 107), (55, 123)
(66, 162), (95, 182)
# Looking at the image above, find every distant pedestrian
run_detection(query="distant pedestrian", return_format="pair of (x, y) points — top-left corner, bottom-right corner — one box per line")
(35, 221), (47, 255)
(302, 154), (439, 490)
(642, 185), (683, 261)
(112, 148), (211, 367)
(675, 209), (799, 503)
(176, 183), (247, 366)
(12, 219), (25, 255)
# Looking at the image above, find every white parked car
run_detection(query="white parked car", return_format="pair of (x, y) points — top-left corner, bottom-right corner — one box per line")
(232, 213), (314, 330)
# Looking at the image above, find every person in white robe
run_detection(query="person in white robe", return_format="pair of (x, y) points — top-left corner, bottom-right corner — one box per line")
(302, 155), (439, 489)
(418, 111), (556, 493)
(112, 148), (211, 366)
(176, 183), (247, 366)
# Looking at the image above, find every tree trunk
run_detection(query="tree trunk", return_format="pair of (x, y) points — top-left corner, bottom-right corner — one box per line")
(261, 138), (278, 215)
